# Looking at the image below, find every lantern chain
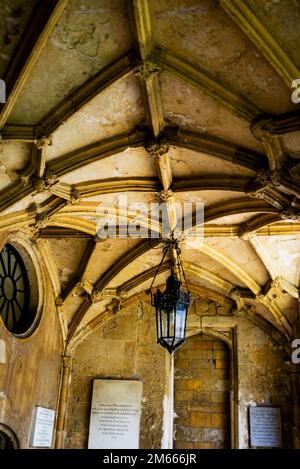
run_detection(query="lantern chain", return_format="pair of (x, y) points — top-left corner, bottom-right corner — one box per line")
(147, 238), (190, 294)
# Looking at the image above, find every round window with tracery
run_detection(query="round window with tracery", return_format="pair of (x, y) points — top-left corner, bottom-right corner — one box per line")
(0, 243), (37, 334)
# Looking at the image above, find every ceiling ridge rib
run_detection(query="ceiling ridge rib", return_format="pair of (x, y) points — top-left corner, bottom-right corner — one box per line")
(0, 0), (69, 128)
(127, 0), (164, 137)
(252, 111), (300, 135)
(75, 177), (159, 197)
(220, 0), (300, 88)
(204, 197), (278, 219)
(47, 129), (146, 177)
(1, 110), (299, 142)
(169, 127), (267, 170)
(172, 175), (251, 192)
(0, 190), (285, 233)
(249, 236), (299, 299)
(47, 126), (267, 178)
(60, 174), (251, 196)
(56, 238), (98, 306)
(37, 52), (136, 136)
(238, 214), (283, 240)
(0, 125), (269, 216)
(0, 124), (36, 142)
(66, 238), (160, 343)
(27, 222), (300, 240)
(152, 47), (262, 122)
(200, 243), (292, 337)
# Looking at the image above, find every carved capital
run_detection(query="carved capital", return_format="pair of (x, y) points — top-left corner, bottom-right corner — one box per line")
(117, 289), (127, 301)
(251, 121), (285, 171)
(238, 304), (256, 319)
(28, 226), (40, 243)
(248, 169), (269, 194)
(270, 169), (282, 186)
(238, 223), (255, 241)
(36, 136), (52, 149)
(230, 287), (247, 313)
(45, 170), (59, 186)
(62, 355), (73, 370)
(230, 287), (244, 301)
(94, 234), (108, 243)
(251, 122), (271, 141)
(67, 188), (81, 205)
(255, 292), (267, 304)
(271, 277), (283, 289)
(91, 290), (103, 303)
(55, 295), (64, 306)
(33, 170), (59, 193)
(134, 60), (160, 81)
(247, 190), (265, 200)
(157, 189), (172, 201)
(106, 297), (122, 315)
(280, 208), (300, 221)
(35, 213), (50, 229)
(75, 279), (93, 295)
(256, 168), (270, 185)
(33, 177), (46, 193)
(146, 142), (169, 158)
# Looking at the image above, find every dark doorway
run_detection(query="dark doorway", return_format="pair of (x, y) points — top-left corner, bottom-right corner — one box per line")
(0, 430), (15, 449)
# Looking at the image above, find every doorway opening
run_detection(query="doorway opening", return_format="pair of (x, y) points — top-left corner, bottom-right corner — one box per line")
(174, 333), (231, 449)
(0, 424), (19, 449)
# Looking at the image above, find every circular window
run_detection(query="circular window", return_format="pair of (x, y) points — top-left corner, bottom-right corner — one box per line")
(0, 243), (38, 334)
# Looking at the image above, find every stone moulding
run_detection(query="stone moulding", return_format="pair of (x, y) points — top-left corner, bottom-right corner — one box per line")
(220, 0), (300, 88)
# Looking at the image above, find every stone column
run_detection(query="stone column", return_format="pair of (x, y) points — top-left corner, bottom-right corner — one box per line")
(54, 355), (73, 448)
(161, 353), (174, 449)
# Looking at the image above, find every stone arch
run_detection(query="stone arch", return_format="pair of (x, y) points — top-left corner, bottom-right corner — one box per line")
(0, 423), (19, 449)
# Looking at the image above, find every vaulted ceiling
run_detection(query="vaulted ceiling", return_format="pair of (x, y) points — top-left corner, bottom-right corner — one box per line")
(0, 0), (299, 352)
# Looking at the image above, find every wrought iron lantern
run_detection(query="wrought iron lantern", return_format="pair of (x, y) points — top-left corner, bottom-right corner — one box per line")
(148, 241), (190, 354)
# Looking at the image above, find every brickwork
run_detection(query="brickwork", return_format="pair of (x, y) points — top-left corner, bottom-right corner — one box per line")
(174, 334), (231, 449)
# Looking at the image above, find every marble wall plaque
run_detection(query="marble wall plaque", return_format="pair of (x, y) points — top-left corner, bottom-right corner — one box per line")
(249, 406), (282, 447)
(88, 379), (143, 449)
(30, 406), (55, 447)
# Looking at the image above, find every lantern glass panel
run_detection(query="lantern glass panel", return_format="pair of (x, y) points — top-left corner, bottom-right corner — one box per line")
(175, 303), (186, 338)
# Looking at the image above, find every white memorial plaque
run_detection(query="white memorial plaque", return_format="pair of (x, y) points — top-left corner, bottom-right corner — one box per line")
(88, 379), (143, 449)
(249, 406), (282, 448)
(30, 406), (55, 447)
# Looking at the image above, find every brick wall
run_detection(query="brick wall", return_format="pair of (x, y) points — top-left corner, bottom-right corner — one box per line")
(174, 333), (231, 449)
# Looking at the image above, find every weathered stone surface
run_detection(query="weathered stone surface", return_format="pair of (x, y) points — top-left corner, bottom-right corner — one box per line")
(0, 0), (299, 451)
(0, 239), (62, 448)
(174, 333), (231, 449)
(65, 303), (168, 449)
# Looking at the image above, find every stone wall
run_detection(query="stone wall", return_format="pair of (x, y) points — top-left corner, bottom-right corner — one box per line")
(65, 297), (293, 449)
(0, 236), (63, 448)
(237, 317), (293, 448)
(174, 333), (231, 449)
(65, 301), (171, 449)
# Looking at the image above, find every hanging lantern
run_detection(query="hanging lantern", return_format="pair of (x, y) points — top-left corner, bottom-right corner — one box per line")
(148, 241), (190, 354)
